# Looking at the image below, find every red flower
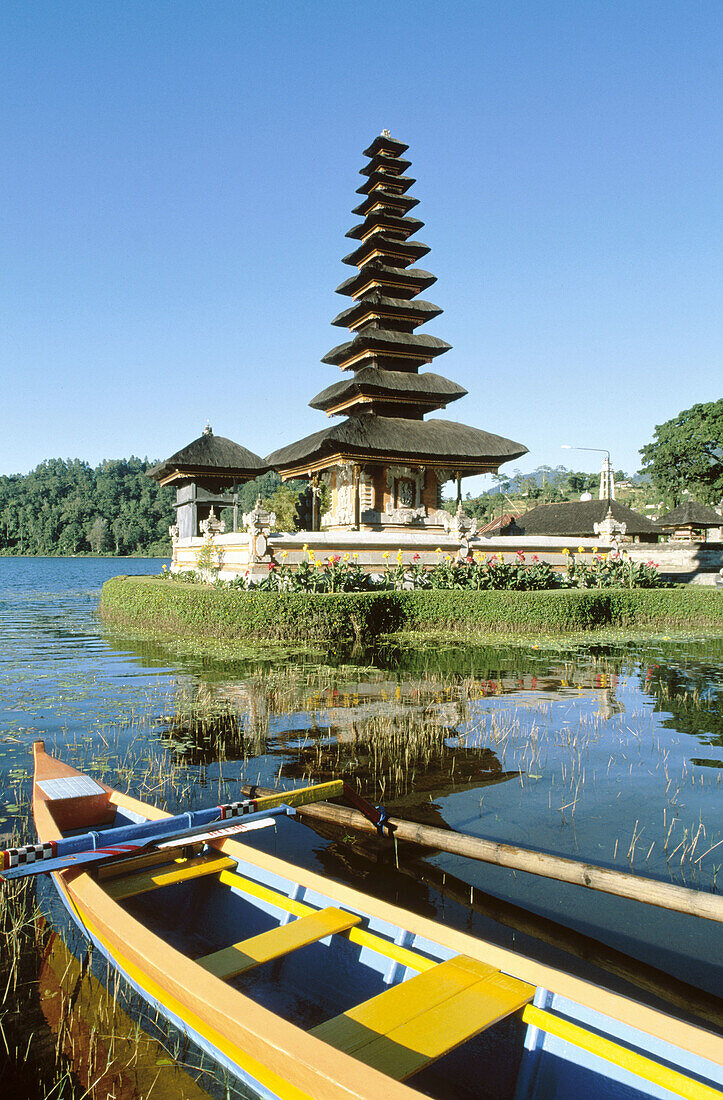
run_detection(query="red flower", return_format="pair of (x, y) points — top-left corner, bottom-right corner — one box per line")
(413, 553), (420, 561)
(268, 562), (276, 570)
(532, 555), (539, 563)
(517, 550), (525, 560)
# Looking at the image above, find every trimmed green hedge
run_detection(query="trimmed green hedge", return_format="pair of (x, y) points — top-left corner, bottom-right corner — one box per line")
(100, 575), (723, 644)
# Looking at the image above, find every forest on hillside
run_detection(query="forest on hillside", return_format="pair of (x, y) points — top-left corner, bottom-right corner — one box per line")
(0, 461), (307, 556)
(0, 458), (176, 556)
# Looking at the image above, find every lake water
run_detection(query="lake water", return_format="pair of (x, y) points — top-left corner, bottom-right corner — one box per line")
(1, 557), (721, 1096)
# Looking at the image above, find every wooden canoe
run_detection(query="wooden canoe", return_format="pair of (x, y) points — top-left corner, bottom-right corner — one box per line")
(28, 741), (723, 1100)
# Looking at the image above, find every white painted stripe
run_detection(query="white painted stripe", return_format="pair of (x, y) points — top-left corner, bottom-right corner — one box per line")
(156, 818), (276, 848)
(39, 776), (106, 799)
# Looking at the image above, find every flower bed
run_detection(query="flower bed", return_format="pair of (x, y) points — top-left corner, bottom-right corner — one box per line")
(166, 545), (664, 593)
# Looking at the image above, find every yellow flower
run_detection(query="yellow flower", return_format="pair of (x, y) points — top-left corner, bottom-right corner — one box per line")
(302, 544), (308, 553)
(383, 550), (390, 559)
(353, 552), (358, 560)
(342, 553), (349, 562)
(562, 548), (570, 555)
(396, 549), (403, 564)
(435, 547), (441, 554)
(592, 546), (598, 555)
(315, 560), (323, 568)
(281, 549), (288, 559)
(578, 546), (585, 554)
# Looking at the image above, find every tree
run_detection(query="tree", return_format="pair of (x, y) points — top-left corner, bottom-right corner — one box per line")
(639, 400), (723, 506)
(87, 516), (110, 553)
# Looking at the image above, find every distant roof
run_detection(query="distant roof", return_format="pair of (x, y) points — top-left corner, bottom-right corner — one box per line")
(656, 500), (722, 528)
(309, 369), (467, 412)
(477, 512), (520, 535)
(147, 428), (267, 485)
(266, 417), (528, 473)
(514, 500), (659, 537)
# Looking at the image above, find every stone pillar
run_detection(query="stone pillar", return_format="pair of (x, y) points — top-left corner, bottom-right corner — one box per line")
(353, 465), (361, 530)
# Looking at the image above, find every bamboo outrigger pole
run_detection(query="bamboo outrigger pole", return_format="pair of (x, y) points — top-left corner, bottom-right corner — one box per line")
(239, 785), (723, 923)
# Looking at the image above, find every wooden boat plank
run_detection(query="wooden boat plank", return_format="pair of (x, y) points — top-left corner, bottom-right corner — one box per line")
(198, 907), (363, 980)
(219, 866), (437, 973)
(104, 853), (235, 901)
(313, 956), (533, 1079)
(522, 1005), (722, 1100)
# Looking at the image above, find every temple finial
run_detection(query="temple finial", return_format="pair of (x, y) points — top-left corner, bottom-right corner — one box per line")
(381, 128), (391, 137)
(203, 421), (213, 436)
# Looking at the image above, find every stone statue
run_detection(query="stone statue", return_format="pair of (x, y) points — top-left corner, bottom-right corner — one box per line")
(243, 497), (276, 562)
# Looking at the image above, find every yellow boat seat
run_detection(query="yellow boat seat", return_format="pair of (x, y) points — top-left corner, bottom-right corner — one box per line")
(103, 852), (235, 901)
(197, 906), (363, 980)
(311, 955), (534, 1081)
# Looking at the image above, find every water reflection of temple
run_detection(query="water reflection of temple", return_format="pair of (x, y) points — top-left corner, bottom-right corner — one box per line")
(159, 666), (622, 804)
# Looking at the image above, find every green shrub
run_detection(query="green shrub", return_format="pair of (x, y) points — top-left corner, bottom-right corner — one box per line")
(101, 576), (723, 643)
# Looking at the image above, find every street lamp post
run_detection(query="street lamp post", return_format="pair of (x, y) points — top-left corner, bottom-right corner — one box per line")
(561, 445), (615, 501)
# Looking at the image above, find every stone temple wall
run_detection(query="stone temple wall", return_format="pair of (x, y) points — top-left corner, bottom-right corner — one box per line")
(170, 530), (722, 585)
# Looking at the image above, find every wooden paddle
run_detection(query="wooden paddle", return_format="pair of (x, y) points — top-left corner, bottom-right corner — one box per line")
(3, 780), (343, 880)
(239, 783), (723, 923)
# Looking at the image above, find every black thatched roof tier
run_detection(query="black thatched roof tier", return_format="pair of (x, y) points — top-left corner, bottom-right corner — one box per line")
(308, 369), (467, 413)
(346, 213), (424, 241)
(331, 293), (442, 331)
(336, 262), (436, 299)
(352, 191), (420, 218)
(356, 172), (416, 197)
(147, 429), (267, 486)
(342, 234), (430, 269)
(267, 417), (527, 474)
(363, 134), (409, 158)
(656, 501), (722, 528)
(514, 501), (659, 537)
(360, 154), (412, 176)
(322, 329), (451, 369)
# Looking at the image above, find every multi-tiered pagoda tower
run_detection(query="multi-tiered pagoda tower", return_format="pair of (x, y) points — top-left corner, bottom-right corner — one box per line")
(267, 132), (527, 531)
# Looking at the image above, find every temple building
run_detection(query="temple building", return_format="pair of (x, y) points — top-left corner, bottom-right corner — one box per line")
(656, 500), (722, 542)
(148, 425), (267, 538)
(266, 132), (527, 531)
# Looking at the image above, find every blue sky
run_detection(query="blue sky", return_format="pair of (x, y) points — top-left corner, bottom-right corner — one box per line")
(2, 1), (720, 491)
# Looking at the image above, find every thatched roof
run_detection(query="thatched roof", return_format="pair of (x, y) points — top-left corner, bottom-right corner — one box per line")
(513, 500), (659, 537)
(331, 293), (442, 330)
(346, 213), (424, 240)
(322, 329), (451, 367)
(656, 500), (722, 528)
(266, 417), (528, 474)
(336, 263), (436, 298)
(360, 154), (412, 176)
(147, 428), (267, 486)
(362, 134), (409, 159)
(352, 194), (420, 221)
(356, 172), (415, 197)
(309, 369), (467, 413)
(342, 235), (430, 268)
